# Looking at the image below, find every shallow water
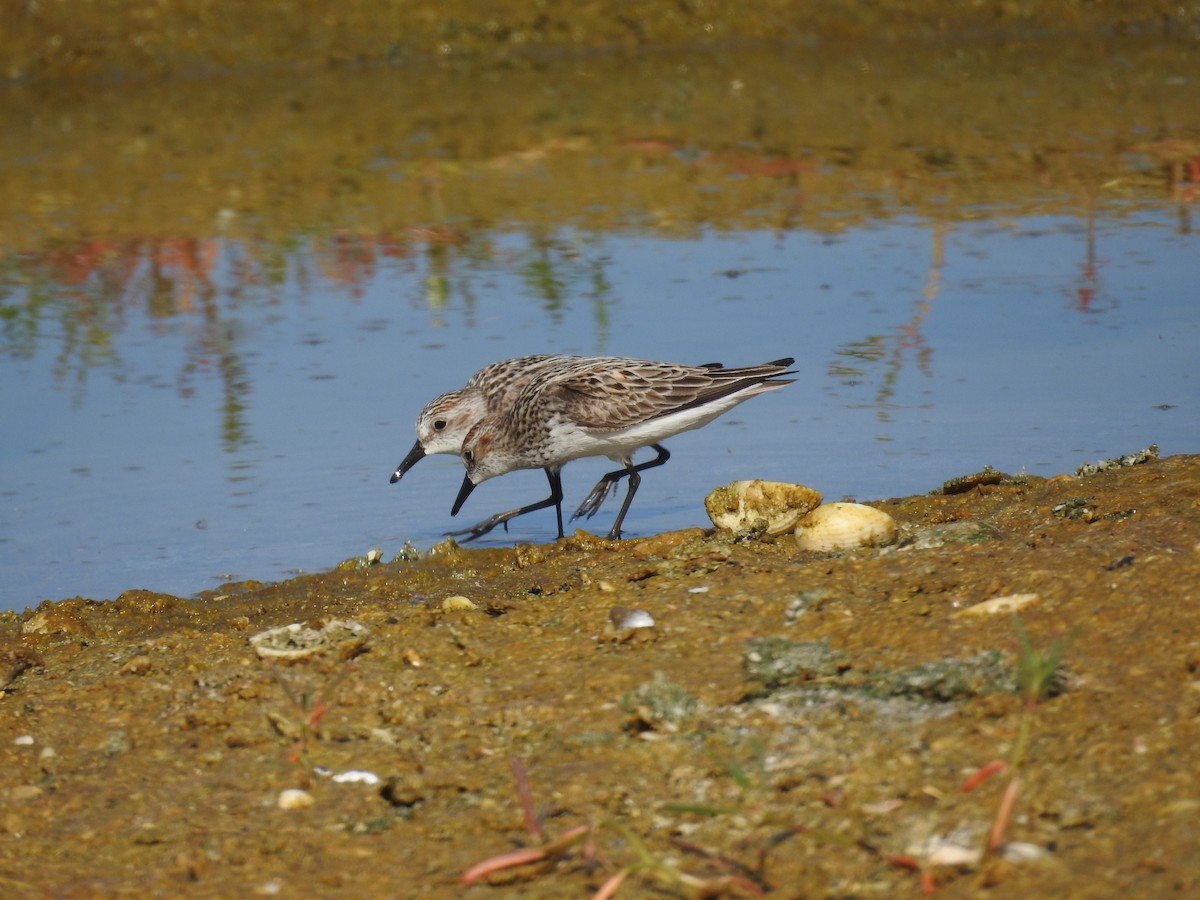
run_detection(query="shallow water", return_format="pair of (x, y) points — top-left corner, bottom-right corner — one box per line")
(1, 38), (1197, 611)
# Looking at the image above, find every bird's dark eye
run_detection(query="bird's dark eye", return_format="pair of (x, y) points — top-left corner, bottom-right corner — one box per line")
(463, 450), (474, 464)
(433, 419), (447, 431)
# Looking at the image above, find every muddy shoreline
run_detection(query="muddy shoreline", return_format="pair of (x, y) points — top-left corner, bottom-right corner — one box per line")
(4, 1), (1195, 82)
(2, 454), (1197, 896)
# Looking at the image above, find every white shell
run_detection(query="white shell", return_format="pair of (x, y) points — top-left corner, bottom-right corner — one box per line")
(705, 480), (823, 535)
(277, 788), (315, 810)
(794, 502), (898, 552)
(249, 619), (369, 662)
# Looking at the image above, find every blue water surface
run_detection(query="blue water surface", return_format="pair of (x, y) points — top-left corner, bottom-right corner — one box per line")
(1, 207), (1195, 610)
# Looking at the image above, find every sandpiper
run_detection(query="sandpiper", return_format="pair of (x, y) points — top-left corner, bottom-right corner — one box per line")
(390, 354), (725, 502)
(389, 355), (574, 483)
(448, 356), (796, 541)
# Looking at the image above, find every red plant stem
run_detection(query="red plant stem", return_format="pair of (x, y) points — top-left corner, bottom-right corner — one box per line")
(921, 869), (937, 895)
(989, 775), (1021, 849)
(461, 847), (549, 884)
(593, 869), (629, 900)
(509, 757), (544, 842)
(959, 759), (1008, 793)
(307, 699), (327, 729)
(460, 824), (591, 885)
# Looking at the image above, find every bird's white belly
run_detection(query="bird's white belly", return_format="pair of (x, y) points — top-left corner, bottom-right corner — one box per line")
(549, 398), (742, 464)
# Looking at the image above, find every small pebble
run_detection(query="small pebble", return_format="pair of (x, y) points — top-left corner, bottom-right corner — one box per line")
(927, 841), (983, 867)
(912, 829), (984, 867)
(440, 595), (477, 611)
(277, 788), (315, 810)
(9, 785), (44, 802)
(118, 654), (153, 676)
(1000, 841), (1049, 862)
(861, 799), (903, 815)
(14, 734), (34, 746)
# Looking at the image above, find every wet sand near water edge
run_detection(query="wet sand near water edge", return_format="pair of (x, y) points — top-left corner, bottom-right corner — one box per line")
(2, 454), (1198, 896)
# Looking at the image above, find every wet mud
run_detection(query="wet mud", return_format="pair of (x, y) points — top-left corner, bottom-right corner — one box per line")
(3, 7), (1199, 253)
(2, 454), (1198, 896)
(4, 0), (1194, 81)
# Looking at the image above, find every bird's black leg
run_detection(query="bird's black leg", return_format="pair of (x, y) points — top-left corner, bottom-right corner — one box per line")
(571, 444), (671, 523)
(606, 467), (643, 540)
(447, 468), (565, 542)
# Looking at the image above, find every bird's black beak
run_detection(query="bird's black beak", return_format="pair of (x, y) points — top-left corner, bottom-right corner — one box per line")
(390, 441), (426, 483)
(451, 473), (476, 516)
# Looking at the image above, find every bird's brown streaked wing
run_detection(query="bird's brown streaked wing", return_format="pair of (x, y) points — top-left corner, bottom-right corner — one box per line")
(550, 360), (794, 432)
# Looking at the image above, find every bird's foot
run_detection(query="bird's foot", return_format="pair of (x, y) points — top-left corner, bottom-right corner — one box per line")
(571, 479), (616, 521)
(445, 512), (515, 543)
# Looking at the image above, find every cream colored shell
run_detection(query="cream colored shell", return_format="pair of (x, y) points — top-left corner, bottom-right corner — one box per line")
(794, 502), (898, 551)
(277, 788), (315, 810)
(705, 480), (823, 535)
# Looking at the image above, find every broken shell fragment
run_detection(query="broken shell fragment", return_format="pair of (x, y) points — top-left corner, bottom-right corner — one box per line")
(794, 502), (898, 552)
(330, 770), (381, 785)
(609, 607), (655, 630)
(705, 480), (823, 535)
(249, 619), (369, 662)
(958, 593), (1040, 617)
